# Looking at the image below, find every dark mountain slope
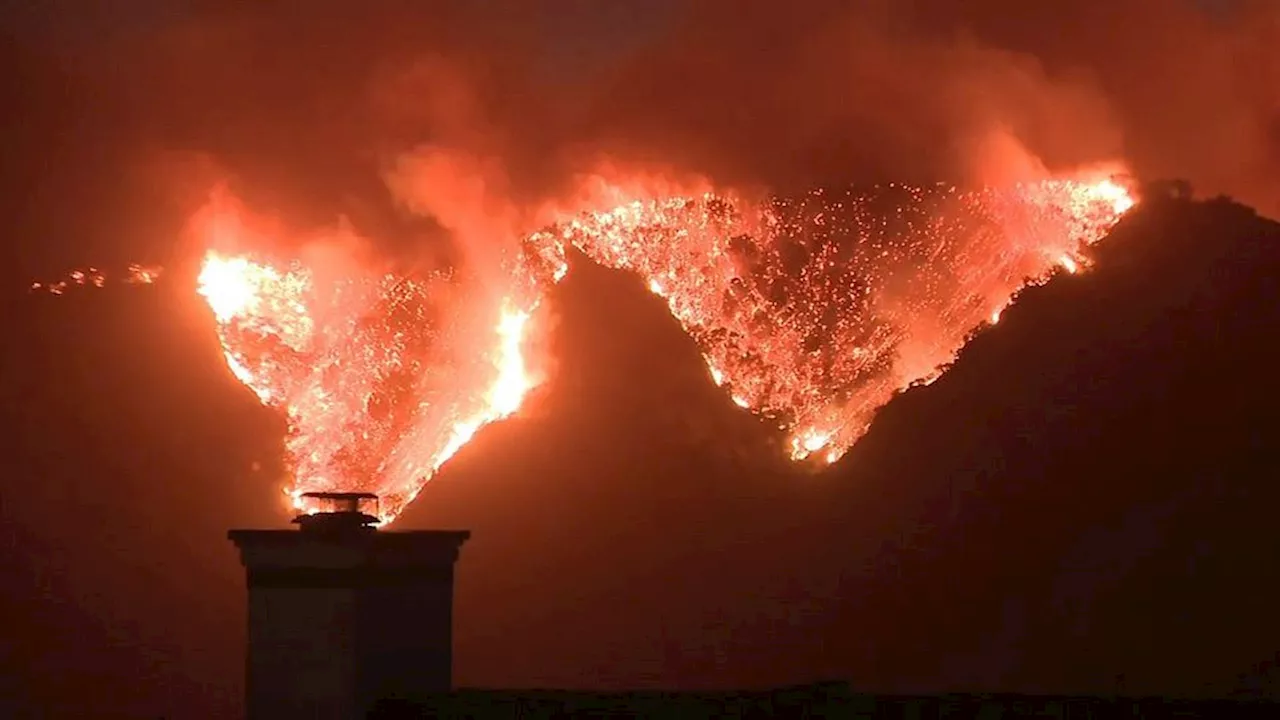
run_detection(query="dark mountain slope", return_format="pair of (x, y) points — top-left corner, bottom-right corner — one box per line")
(0, 196), (1275, 717)
(403, 195), (1280, 696)
(817, 197), (1280, 695)
(0, 277), (281, 717)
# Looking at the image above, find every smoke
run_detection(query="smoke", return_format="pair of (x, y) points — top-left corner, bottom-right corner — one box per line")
(68, 0), (1277, 265)
(899, 0), (1279, 213)
(566, 1), (1125, 191)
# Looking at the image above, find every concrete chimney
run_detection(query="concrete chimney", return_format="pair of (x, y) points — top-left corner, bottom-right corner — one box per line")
(228, 492), (469, 720)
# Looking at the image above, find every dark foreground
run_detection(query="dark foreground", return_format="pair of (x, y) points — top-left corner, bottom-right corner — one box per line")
(370, 682), (1278, 718)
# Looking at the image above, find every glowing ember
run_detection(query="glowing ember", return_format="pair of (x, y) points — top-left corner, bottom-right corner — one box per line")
(529, 173), (1136, 465)
(192, 223), (544, 524)
(29, 263), (162, 294)
(28, 172), (1135, 522)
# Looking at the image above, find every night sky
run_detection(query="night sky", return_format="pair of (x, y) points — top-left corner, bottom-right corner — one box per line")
(1, 2), (1278, 717)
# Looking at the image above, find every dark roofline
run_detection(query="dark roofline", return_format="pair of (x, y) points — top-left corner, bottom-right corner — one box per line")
(369, 683), (1280, 720)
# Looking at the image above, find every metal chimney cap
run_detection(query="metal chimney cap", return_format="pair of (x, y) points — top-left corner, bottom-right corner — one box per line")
(300, 491), (378, 503)
(292, 492), (382, 532)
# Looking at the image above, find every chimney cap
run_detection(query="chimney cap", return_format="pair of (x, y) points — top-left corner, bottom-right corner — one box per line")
(300, 491), (379, 501)
(292, 492), (381, 532)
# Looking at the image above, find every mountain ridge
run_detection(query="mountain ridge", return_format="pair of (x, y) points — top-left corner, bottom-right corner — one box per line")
(0, 195), (1276, 716)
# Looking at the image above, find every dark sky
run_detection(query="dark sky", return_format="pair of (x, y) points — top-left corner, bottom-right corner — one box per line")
(0, 1), (681, 86)
(1, 1), (1278, 717)
(0, 0), (1247, 49)
(3, 1), (1276, 247)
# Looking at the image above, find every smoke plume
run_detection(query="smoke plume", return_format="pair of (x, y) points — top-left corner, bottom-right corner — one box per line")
(65, 0), (1279, 260)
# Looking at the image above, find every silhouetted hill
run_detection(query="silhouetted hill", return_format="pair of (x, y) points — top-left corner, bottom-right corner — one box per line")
(820, 196), (1279, 694)
(401, 195), (1280, 696)
(0, 275), (283, 717)
(1, 195), (1276, 717)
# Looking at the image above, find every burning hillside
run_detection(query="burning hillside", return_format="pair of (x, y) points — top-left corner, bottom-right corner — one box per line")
(187, 196), (554, 524)
(28, 172), (1134, 524)
(533, 173), (1133, 465)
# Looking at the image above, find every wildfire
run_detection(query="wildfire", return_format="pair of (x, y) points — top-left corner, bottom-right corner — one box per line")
(529, 173), (1135, 464)
(29, 263), (162, 294)
(193, 240), (542, 524)
(28, 172), (1134, 523)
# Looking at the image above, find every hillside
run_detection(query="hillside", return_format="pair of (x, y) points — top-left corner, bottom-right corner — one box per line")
(819, 196), (1280, 693)
(0, 196), (1276, 717)
(401, 195), (1280, 695)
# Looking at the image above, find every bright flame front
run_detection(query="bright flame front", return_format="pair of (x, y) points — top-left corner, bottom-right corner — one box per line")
(194, 226), (544, 524)
(532, 173), (1136, 465)
(105, 170), (1133, 523)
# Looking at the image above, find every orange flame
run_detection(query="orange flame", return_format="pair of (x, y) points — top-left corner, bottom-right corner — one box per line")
(530, 172), (1136, 465)
(30, 171), (1135, 522)
(192, 209), (545, 525)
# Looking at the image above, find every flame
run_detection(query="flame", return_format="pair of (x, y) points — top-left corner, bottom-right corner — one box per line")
(30, 263), (162, 294)
(530, 172), (1135, 465)
(191, 211), (545, 524)
(431, 303), (532, 475)
(30, 170), (1134, 521)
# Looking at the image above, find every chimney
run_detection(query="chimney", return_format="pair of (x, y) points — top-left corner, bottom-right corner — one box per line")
(228, 492), (470, 720)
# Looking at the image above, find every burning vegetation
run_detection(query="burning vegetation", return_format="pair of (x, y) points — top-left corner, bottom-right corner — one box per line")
(29, 172), (1134, 524)
(536, 173), (1133, 465)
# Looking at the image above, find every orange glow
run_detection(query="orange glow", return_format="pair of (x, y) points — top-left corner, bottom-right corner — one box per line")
(530, 171), (1136, 465)
(29, 263), (162, 295)
(31, 170), (1134, 519)
(191, 204), (545, 525)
